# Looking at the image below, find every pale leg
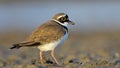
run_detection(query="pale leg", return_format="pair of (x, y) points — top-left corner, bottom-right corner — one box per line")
(40, 51), (43, 64)
(51, 50), (60, 65)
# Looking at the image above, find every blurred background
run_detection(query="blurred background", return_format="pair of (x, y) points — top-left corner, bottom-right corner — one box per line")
(0, 0), (120, 67)
(0, 0), (120, 32)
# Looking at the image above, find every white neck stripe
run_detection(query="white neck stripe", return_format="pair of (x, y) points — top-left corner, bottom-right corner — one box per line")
(52, 19), (62, 25)
(51, 19), (68, 27)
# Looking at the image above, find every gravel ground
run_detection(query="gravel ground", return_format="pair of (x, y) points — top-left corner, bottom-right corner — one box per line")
(0, 31), (120, 68)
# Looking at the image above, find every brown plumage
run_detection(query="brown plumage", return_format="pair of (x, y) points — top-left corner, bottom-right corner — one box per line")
(10, 20), (67, 49)
(27, 20), (67, 44)
(10, 13), (75, 65)
(10, 41), (40, 49)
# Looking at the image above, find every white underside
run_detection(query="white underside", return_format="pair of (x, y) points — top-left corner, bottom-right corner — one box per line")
(38, 32), (68, 51)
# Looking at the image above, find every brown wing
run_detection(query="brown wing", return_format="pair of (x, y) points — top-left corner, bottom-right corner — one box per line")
(27, 20), (66, 44)
(10, 41), (40, 49)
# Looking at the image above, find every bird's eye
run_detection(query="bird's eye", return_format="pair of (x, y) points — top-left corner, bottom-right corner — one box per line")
(60, 17), (67, 21)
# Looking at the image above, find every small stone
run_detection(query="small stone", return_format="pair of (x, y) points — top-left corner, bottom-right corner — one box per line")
(115, 60), (120, 64)
(97, 60), (108, 66)
(31, 59), (36, 65)
(69, 58), (83, 65)
(46, 60), (54, 64)
(115, 52), (120, 58)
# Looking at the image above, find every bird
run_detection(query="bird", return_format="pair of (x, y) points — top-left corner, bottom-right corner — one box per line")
(10, 13), (75, 65)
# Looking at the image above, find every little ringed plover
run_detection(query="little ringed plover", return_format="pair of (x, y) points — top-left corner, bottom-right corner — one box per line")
(10, 13), (75, 65)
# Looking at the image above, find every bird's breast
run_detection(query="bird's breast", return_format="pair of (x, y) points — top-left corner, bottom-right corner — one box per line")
(38, 32), (68, 51)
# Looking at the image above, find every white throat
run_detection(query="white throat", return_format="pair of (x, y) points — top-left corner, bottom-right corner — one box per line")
(52, 19), (68, 28)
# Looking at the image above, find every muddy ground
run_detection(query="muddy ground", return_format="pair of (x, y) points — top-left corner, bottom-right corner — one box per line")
(0, 31), (120, 68)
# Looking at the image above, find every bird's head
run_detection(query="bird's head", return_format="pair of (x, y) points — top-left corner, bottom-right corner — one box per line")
(52, 13), (75, 27)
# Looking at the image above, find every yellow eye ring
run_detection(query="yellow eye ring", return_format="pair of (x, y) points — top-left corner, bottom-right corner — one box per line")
(61, 17), (66, 21)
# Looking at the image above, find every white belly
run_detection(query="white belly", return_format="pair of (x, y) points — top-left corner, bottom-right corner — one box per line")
(38, 32), (68, 51)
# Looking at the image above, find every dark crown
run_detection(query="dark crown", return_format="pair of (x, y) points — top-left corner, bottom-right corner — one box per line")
(52, 13), (69, 23)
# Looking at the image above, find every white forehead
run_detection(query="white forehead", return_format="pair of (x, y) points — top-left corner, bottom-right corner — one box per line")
(57, 14), (66, 19)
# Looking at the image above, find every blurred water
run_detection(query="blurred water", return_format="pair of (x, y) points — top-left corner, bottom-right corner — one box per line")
(0, 1), (120, 32)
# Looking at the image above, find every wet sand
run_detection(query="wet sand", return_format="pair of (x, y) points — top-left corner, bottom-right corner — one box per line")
(0, 31), (120, 68)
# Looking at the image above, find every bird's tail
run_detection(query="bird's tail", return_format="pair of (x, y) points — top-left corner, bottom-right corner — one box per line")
(10, 44), (22, 49)
(10, 41), (40, 49)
